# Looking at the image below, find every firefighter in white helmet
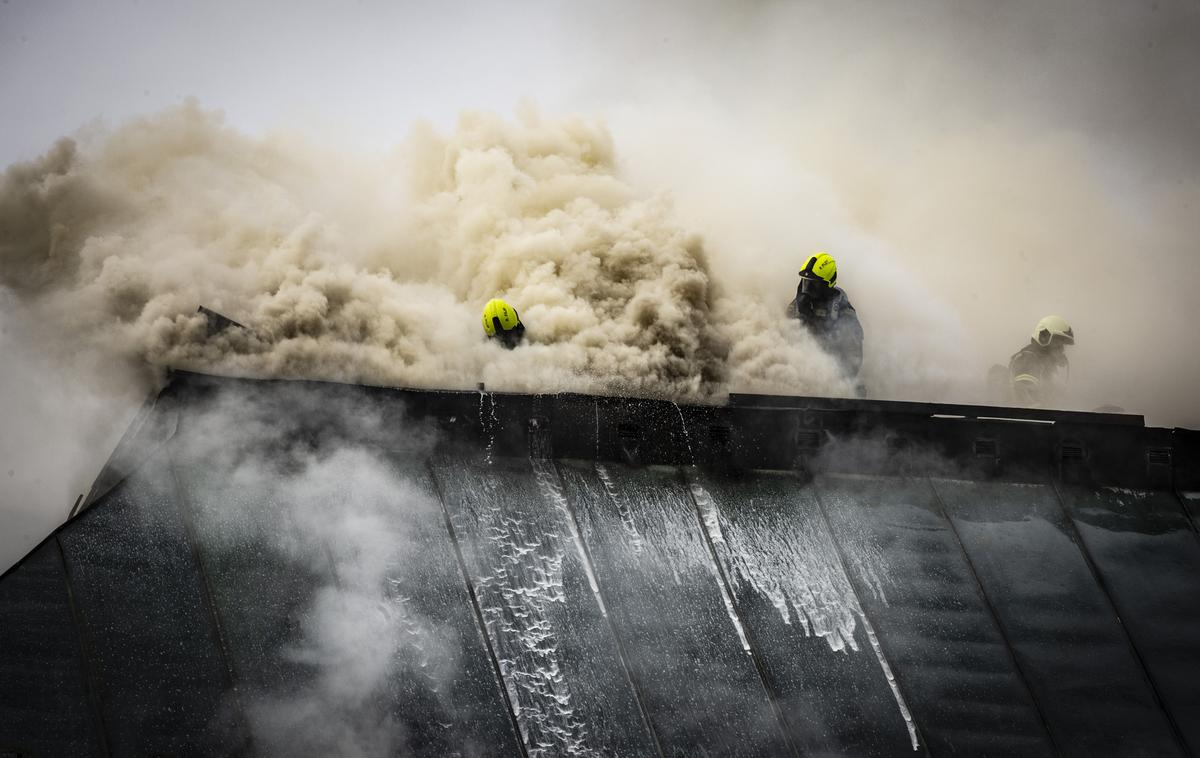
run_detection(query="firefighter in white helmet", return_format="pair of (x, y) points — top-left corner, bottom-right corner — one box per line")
(1008, 315), (1075, 406)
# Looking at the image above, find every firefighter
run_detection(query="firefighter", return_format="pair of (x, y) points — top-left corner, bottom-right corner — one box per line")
(787, 252), (864, 380)
(1008, 315), (1074, 405)
(482, 298), (526, 349)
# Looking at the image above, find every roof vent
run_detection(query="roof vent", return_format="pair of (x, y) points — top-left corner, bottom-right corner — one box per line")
(1060, 442), (1086, 461)
(974, 439), (998, 458)
(1146, 447), (1172, 466)
(796, 429), (821, 449)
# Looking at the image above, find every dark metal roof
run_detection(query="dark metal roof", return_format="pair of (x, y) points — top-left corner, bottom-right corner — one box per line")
(2, 371), (1198, 756)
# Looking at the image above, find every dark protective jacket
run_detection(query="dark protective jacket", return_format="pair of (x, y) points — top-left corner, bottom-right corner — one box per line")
(495, 322), (526, 350)
(1009, 341), (1069, 405)
(787, 286), (864, 379)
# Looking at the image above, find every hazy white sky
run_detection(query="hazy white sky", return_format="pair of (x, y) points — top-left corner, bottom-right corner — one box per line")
(0, 0), (588, 164)
(3, 0), (1197, 170)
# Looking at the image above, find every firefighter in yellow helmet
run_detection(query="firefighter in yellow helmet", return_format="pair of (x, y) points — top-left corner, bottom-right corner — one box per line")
(787, 252), (864, 379)
(482, 298), (526, 349)
(1008, 315), (1074, 405)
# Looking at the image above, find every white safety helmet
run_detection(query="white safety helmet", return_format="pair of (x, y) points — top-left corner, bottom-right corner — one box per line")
(1032, 315), (1074, 347)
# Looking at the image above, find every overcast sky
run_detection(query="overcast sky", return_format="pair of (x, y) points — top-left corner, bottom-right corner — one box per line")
(3, 0), (1198, 170)
(1, 0), (581, 165)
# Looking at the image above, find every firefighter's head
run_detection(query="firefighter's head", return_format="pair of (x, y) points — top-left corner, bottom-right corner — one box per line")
(1032, 315), (1074, 350)
(482, 298), (526, 349)
(798, 252), (837, 302)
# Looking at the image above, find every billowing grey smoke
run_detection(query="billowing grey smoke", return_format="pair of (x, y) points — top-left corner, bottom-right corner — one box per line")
(0, 103), (851, 406)
(592, 0), (1200, 425)
(0, 103), (856, 579)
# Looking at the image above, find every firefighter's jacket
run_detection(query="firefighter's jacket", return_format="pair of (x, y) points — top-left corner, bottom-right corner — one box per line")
(1009, 341), (1069, 405)
(787, 286), (864, 379)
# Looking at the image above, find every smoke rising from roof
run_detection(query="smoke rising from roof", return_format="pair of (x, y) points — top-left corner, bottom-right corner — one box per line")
(0, 102), (853, 401)
(168, 384), (462, 754)
(591, 0), (1200, 424)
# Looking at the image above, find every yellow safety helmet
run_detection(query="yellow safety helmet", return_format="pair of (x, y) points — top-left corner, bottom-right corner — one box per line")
(1032, 315), (1074, 347)
(800, 252), (838, 287)
(482, 298), (522, 337)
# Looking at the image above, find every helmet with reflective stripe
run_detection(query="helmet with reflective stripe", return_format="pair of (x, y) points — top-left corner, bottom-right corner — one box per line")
(799, 252), (838, 287)
(1032, 315), (1074, 347)
(482, 298), (522, 337)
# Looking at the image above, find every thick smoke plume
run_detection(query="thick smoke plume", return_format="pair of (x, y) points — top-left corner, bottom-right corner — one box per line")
(0, 103), (851, 407)
(591, 0), (1200, 425)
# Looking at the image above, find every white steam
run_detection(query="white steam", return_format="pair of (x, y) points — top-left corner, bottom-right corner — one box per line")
(176, 389), (457, 756)
(241, 450), (436, 757)
(0, 286), (144, 564)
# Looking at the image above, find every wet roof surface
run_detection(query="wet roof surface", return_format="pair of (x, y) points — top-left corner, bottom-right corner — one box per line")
(2, 373), (1198, 756)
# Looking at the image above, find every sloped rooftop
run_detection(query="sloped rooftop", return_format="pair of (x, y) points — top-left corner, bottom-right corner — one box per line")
(2, 371), (1198, 756)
